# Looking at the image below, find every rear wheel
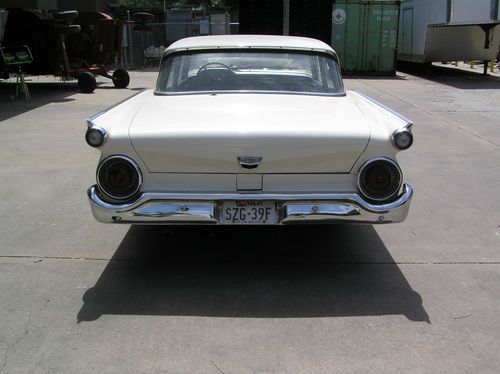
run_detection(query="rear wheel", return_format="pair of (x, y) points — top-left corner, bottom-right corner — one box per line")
(78, 72), (96, 93)
(112, 69), (130, 89)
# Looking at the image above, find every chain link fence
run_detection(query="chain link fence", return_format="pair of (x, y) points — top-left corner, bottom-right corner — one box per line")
(121, 18), (239, 69)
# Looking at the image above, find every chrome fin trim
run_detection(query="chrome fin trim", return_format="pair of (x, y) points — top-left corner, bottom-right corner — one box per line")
(353, 91), (414, 128)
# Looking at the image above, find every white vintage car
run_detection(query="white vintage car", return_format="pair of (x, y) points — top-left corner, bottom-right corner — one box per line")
(86, 35), (413, 225)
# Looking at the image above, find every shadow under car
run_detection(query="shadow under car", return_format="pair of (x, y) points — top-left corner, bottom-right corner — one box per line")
(77, 224), (429, 323)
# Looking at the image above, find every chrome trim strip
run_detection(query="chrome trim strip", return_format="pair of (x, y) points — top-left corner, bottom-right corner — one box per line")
(163, 46), (340, 60)
(153, 90), (346, 97)
(87, 184), (413, 224)
(354, 91), (414, 129)
(86, 89), (147, 122)
(282, 203), (361, 224)
(131, 202), (217, 224)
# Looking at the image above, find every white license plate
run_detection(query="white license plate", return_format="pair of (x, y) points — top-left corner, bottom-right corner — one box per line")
(222, 201), (277, 224)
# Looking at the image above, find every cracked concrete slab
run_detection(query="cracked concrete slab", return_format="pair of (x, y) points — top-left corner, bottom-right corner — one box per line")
(1, 67), (499, 373)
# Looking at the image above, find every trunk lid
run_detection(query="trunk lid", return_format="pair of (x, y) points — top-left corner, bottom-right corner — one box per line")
(129, 94), (370, 173)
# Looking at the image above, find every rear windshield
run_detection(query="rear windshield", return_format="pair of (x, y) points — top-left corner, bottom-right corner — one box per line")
(156, 50), (344, 95)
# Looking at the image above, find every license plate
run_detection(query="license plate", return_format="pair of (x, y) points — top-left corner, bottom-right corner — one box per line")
(222, 201), (277, 224)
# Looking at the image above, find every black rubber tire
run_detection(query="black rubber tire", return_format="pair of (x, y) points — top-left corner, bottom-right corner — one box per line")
(78, 72), (96, 93)
(112, 69), (130, 89)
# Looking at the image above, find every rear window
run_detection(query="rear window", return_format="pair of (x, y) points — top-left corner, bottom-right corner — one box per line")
(156, 50), (344, 95)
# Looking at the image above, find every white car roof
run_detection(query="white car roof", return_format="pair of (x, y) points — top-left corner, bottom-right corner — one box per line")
(165, 35), (338, 57)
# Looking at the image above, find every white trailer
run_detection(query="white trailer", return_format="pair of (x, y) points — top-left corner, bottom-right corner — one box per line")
(398, 0), (500, 67)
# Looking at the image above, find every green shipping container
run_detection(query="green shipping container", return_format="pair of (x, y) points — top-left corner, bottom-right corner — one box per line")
(332, 0), (401, 75)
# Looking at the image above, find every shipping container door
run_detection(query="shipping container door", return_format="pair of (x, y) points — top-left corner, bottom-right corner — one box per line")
(400, 7), (413, 57)
(363, 2), (399, 73)
(332, 1), (364, 72)
(332, 0), (400, 74)
(364, 2), (383, 71)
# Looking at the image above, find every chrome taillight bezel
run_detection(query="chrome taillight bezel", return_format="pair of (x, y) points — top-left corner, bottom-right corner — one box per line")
(392, 128), (413, 150)
(357, 157), (403, 203)
(96, 155), (142, 201)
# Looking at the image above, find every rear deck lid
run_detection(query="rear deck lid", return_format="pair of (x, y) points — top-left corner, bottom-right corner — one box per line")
(129, 93), (370, 173)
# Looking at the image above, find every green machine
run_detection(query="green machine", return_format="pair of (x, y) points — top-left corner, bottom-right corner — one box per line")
(332, 0), (401, 75)
(0, 45), (33, 100)
(1, 9), (33, 100)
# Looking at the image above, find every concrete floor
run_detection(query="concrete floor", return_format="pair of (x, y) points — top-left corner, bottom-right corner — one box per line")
(0, 66), (499, 373)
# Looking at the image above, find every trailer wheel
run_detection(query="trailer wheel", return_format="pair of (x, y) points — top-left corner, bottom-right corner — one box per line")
(78, 72), (96, 93)
(112, 69), (130, 89)
(57, 24), (81, 35)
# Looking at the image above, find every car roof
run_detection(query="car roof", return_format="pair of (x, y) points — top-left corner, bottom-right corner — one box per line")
(165, 35), (338, 58)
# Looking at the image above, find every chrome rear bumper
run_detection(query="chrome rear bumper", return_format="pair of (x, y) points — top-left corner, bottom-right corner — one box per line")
(87, 184), (413, 225)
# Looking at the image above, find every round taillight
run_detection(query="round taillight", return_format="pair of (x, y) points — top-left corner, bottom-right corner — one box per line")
(358, 158), (402, 202)
(393, 129), (413, 150)
(86, 127), (106, 147)
(97, 156), (142, 200)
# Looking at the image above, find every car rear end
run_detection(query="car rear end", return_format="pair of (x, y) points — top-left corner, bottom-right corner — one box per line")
(86, 35), (414, 225)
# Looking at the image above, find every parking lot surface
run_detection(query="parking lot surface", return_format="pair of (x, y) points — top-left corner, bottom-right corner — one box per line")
(1, 67), (499, 373)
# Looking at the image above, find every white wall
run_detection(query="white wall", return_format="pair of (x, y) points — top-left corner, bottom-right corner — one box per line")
(398, 0), (499, 61)
(398, 0), (449, 58)
(452, 0), (494, 22)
